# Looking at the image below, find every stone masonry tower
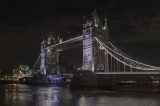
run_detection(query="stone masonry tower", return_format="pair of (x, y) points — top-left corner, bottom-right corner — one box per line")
(82, 21), (94, 72)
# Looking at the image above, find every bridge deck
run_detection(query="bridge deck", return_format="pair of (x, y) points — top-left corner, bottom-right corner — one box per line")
(62, 71), (160, 76)
(96, 72), (160, 75)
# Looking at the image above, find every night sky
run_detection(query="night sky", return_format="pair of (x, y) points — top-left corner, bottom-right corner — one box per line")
(0, 0), (160, 70)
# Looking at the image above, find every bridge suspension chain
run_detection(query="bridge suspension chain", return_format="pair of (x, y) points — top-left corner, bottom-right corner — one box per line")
(33, 54), (41, 69)
(109, 42), (160, 70)
(95, 37), (160, 71)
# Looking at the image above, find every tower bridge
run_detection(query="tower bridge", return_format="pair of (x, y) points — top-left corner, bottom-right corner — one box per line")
(30, 11), (160, 85)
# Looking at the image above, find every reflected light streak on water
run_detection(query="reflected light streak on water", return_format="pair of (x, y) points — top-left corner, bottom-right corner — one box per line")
(0, 84), (160, 106)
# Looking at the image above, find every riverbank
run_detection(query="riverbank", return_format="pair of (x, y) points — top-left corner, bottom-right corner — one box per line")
(1, 70), (160, 93)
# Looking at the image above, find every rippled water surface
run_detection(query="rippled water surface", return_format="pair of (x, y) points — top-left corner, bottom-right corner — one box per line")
(0, 84), (160, 106)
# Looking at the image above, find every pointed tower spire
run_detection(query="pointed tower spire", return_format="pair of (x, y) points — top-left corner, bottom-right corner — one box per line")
(103, 18), (109, 41)
(92, 10), (100, 27)
(102, 18), (108, 30)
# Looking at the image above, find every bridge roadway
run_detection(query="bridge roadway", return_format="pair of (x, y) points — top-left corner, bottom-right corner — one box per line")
(62, 71), (160, 77)
(62, 71), (160, 86)
(19, 71), (160, 82)
(96, 71), (160, 75)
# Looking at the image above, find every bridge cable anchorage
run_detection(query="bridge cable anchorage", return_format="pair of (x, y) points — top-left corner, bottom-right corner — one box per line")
(95, 37), (160, 71)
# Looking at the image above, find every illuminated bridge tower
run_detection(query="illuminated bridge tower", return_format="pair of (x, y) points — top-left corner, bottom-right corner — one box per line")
(82, 10), (109, 72)
(45, 32), (60, 75)
(40, 33), (60, 75)
(82, 21), (94, 71)
(40, 39), (46, 75)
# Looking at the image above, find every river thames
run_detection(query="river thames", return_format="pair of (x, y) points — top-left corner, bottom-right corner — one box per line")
(0, 84), (160, 106)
